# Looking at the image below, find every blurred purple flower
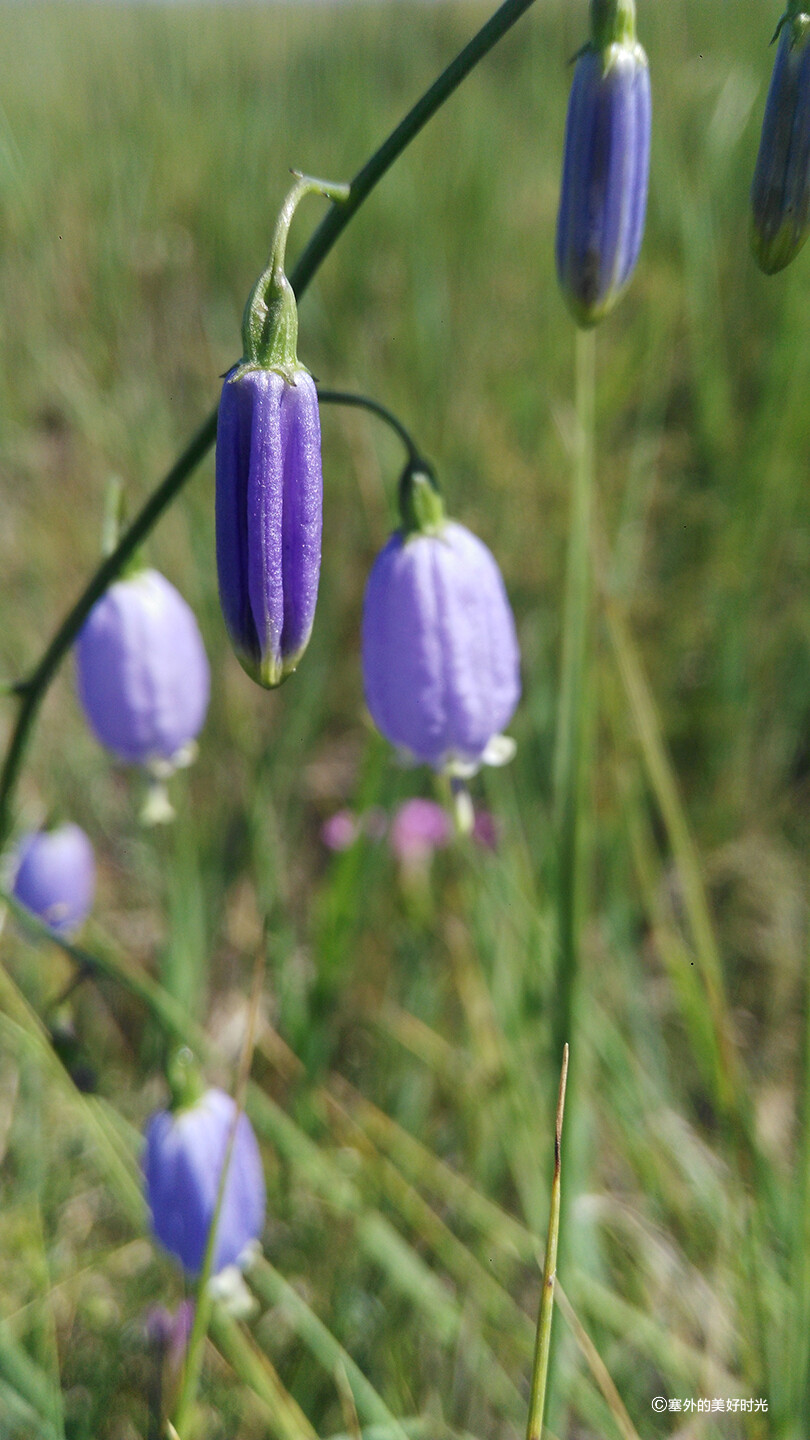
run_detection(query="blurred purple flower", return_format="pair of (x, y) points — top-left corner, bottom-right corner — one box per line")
(12, 824), (95, 936)
(76, 569), (209, 768)
(751, 11), (810, 274)
(320, 808), (359, 852)
(389, 798), (451, 864)
(144, 1087), (265, 1279)
(216, 368), (323, 688)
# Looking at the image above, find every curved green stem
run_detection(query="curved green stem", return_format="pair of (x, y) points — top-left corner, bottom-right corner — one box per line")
(317, 388), (426, 469)
(242, 174), (350, 370)
(272, 175), (350, 283)
(0, 0), (540, 849)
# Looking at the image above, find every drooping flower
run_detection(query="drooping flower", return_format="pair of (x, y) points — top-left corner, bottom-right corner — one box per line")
(216, 174), (348, 687)
(76, 569), (210, 770)
(216, 367), (323, 687)
(556, 0), (651, 326)
(751, 4), (810, 274)
(144, 1082), (265, 1279)
(11, 824), (95, 936)
(362, 467), (520, 775)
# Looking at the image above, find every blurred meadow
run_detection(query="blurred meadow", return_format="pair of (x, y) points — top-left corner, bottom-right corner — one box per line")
(1, 0), (810, 1436)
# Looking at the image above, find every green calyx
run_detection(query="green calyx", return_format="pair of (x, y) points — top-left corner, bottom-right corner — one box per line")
(398, 464), (445, 538)
(101, 476), (146, 579)
(241, 172), (350, 377)
(166, 1046), (205, 1113)
(590, 0), (637, 48)
(776, 4), (810, 46)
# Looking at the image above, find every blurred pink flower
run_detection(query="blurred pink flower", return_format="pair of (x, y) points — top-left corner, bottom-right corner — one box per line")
(389, 798), (451, 864)
(320, 809), (359, 852)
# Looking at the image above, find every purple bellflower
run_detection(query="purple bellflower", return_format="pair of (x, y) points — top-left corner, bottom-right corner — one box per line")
(77, 568), (210, 770)
(556, 0), (651, 327)
(362, 467), (520, 776)
(751, 4), (810, 274)
(144, 1074), (265, 1280)
(216, 174), (348, 687)
(11, 823), (95, 936)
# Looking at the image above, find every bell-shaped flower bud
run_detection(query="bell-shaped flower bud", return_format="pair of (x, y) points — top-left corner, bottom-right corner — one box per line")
(216, 174), (348, 688)
(362, 467), (521, 775)
(556, 0), (651, 327)
(144, 1080), (265, 1279)
(216, 368), (323, 687)
(76, 569), (210, 771)
(11, 823), (95, 936)
(751, 5), (810, 274)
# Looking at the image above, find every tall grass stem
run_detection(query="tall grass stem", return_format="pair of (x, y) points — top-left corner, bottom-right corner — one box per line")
(526, 1045), (569, 1440)
(552, 328), (595, 1074)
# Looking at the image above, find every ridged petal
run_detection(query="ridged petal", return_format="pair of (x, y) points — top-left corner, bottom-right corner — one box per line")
(76, 571), (210, 765)
(556, 42), (650, 324)
(216, 367), (323, 685)
(12, 825), (95, 936)
(144, 1088), (266, 1278)
(362, 521), (520, 771)
(751, 24), (810, 273)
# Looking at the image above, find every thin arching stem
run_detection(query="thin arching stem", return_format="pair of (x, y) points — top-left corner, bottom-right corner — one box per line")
(0, 0), (541, 847)
(317, 388), (427, 470)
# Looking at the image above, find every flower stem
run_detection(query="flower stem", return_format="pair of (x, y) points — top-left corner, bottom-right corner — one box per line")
(552, 327), (595, 1074)
(545, 331), (594, 1429)
(317, 388), (427, 469)
(0, 0), (541, 850)
(525, 1045), (569, 1440)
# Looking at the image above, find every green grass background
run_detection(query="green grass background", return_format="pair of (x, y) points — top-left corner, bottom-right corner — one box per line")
(1, 1), (809, 1437)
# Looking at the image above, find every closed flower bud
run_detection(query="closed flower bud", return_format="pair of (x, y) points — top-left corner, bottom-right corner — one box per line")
(144, 1085), (265, 1279)
(216, 367), (322, 687)
(362, 468), (520, 775)
(76, 569), (210, 769)
(12, 823), (95, 936)
(556, 0), (651, 327)
(216, 174), (348, 688)
(751, 6), (810, 274)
